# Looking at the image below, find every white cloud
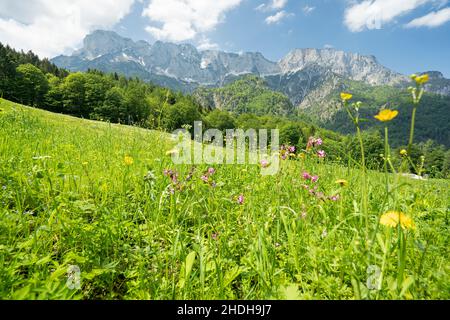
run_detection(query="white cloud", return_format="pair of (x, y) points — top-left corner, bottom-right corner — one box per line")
(142, 0), (242, 42)
(303, 5), (316, 15)
(344, 0), (431, 32)
(324, 44), (334, 49)
(265, 10), (293, 24)
(255, 0), (288, 12)
(197, 37), (220, 51)
(405, 7), (450, 27)
(0, 0), (135, 58)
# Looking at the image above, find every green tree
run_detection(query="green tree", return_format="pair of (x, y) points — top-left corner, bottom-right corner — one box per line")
(279, 122), (305, 147)
(60, 73), (87, 116)
(15, 63), (49, 106)
(93, 87), (126, 122)
(204, 110), (236, 131)
(44, 74), (64, 112)
(162, 101), (202, 132)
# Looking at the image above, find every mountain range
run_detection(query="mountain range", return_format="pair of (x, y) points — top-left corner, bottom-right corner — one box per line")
(51, 30), (450, 147)
(52, 30), (450, 95)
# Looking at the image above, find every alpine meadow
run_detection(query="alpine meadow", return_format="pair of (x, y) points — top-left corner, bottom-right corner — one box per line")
(0, 0), (449, 302)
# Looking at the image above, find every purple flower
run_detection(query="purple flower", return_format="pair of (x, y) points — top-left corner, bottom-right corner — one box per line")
(237, 194), (244, 205)
(208, 167), (215, 175)
(288, 146), (296, 153)
(302, 172), (311, 180)
(311, 175), (319, 183)
(201, 175), (209, 183)
(317, 150), (326, 158)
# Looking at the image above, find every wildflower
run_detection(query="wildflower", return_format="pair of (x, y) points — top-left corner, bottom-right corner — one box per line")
(414, 74), (429, 85)
(306, 137), (315, 149)
(329, 195), (340, 201)
(237, 194), (245, 205)
(300, 211), (307, 219)
(260, 159), (270, 168)
(163, 169), (179, 184)
(302, 172), (311, 180)
(311, 175), (319, 183)
(340, 92), (353, 101)
(185, 166), (196, 181)
(317, 150), (326, 158)
(207, 167), (215, 175)
(124, 156), (134, 166)
(374, 109), (398, 122)
(166, 148), (179, 156)
(288, 146), (296, 153)
(335, 179), (348, 187)
(201, 175), (209, 183)
(212, 233), (218, 240)
(144, 170), (156, 183)
(380, 211), (415, 230)
(315, 138), (323, 146)
(298, 153), (306, 160)
(400, 149), (408, 157)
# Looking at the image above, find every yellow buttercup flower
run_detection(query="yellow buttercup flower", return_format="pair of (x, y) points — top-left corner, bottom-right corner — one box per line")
(414, 74), (429, 85)
(335, 179), (348, 187)
(374, 109), (398, 122)
(124, 156), (134, 166)
(400, 149), (408, 156)
(340, 92), (353, 101)
(380, 211), (415, 230)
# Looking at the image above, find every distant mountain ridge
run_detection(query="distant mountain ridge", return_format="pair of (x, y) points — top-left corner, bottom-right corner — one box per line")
(52, 30), (450, 106)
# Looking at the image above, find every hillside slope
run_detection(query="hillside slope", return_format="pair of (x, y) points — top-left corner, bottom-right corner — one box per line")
(0, 98), (448, 300)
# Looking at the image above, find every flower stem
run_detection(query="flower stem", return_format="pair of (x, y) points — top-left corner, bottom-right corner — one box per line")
(407, 105), (417, 156)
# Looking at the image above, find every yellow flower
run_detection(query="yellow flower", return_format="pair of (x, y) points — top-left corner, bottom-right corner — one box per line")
(124, 156), (134, 166)
(400, 149), (408, 156)
(414, 74), (429, 85)
(374, 109), (398, 122)
(335, 179), (348, 187)
(380, 211), (415, 230)
(166, 148), (179, 156)
(340, 92), (353, 101)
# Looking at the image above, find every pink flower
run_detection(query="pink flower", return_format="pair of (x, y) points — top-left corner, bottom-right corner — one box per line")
(288, 146), (296, 153)
(201, 175), (209, 183)
(207, 167), (215, 175)
(212, 233), (218, 240)
(311, 175), (319, 183)
(260, 159), (269, 168)
(330, 195), (340, 201)
(315, 138), (323, 146)
(317, 150), (326, 158)
(302, 172), (311, 180)
(237, 194), (245, 205)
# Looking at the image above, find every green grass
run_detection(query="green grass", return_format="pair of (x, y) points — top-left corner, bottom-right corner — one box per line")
(0, 98), (448, 300)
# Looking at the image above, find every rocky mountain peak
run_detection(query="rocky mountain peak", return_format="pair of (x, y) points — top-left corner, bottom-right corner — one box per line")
(78, 30), (135, 60)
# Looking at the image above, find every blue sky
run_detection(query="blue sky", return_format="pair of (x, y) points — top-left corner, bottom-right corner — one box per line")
(1, 0), (450, 76)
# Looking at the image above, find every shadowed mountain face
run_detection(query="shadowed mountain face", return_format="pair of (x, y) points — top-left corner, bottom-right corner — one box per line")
(52, 30), (450, 104)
